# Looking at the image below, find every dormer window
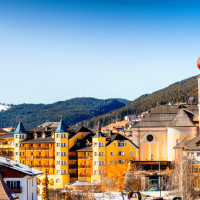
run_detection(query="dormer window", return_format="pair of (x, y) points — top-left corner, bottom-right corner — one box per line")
(34, 133), (37, 139)
(51, 133), (54, 138)
(42, 133), (45, 138)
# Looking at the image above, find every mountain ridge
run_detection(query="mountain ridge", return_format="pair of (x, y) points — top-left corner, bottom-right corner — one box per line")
(85, 75), (198, 128)
(0, 97), (130, 130)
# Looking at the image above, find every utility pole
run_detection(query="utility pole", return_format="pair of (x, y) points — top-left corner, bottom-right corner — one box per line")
(159, 161), (161, 198)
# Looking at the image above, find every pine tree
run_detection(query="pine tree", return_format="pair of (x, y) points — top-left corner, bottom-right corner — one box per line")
(42, 171), (49, 200)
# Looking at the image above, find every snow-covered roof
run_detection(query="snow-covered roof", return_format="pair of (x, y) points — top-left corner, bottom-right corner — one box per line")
(0, 157), (44, 176)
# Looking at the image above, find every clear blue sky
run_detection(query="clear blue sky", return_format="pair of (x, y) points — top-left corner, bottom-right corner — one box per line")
(1, 0), (200, 104)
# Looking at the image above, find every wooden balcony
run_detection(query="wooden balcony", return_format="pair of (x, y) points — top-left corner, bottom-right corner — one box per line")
(78, 174), (91, 178)
(35, 156), (55, 159)
(70, 173), (78, 177)
(69, 164), (78, 168)
(78, 156), (92, 160)
(78, 165), (91, 169)
(33, 165), (55, 168)
(21, 147), (54, 151)
(11, 187), (22, 193)
(69, 156), (77, 160)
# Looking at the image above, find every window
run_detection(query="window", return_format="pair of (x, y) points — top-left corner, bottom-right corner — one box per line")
(20, 144), (22, 148)
(61, 143), (66, 147)
(94, 152), (98, 156)
(110, 151), (114, 156)
(118, 160), (125, 164)
(94, 161), (98, 165)
(56, 161), (60, 165)
(118, 142), (124, 147)
(61, 161), (67, 165)
(61, 134), (66, 138)
(22, 135), (25, 139)
(99, 151), (105, 156)
(197, 153), (200, 157)
(99, 142), (104, 147)
(15, 143), (19, 148)
(110, 160), (114, 165)
(15, 135), (19, 139)
(56, 170), (60, 174)
(125, 142), (127, 146)
(55, 178), (61, 184)
(94, 170), (99, 175)
(56, 152), (60, 156)
(187, 152), (190, 156)
(7, 181), (20, 189)
(93, 142), (98, 147)
(56, 143), (60, 147)
(118, 151), (125, 156)
(99, 161), (105, 166)
(129, 151), (133, 156)
(61, 152), (66, 156)
(61, 170), (67, 175)
(56, 134), (60, 138)
(19, 152), (22, 156)
(15, 152), (19, 156)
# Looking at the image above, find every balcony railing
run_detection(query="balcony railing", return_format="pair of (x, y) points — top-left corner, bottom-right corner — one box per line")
(78, 156), (92, 160)
(33, 165), (55, 168)
(69, 156), (77, 159)
(78, 165), (91, 168)
(78, 174), (91, 178)
(11, 187), (22, 193)
(35, 156), (55, 159)
(70, 173), (78, 177)
(21, 147), (54, 151)
(69, 164), (78, 168)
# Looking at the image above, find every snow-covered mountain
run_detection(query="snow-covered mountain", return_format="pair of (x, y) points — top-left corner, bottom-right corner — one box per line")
(0, 105), (11, 112)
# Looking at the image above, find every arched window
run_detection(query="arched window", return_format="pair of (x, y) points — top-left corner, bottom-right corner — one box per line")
(55, 178), (61, 184)
(50, 178), (54, 186)
(37, 178), (41, 185)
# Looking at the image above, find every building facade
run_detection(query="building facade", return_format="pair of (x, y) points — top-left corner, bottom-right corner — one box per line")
(0, 157), (43, 200)
(13, 120), (138, 196)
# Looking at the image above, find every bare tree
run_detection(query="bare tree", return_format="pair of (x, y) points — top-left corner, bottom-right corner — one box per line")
(171, 150), (198, 200)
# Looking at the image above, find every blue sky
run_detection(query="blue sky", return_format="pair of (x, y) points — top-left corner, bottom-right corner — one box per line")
(1, 0), (200, 104)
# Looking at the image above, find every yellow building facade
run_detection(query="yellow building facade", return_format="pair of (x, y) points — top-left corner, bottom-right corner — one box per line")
(13, 120), (138, 197)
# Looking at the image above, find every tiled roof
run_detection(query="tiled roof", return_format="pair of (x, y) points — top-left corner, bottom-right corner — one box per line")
(72, 132), (138, 152)
(0, 157), (44, 176)
(14, 122), (26, 134)
(176, 135), (200, 151)
(134, 105), (198, 128)
(174, 139), (190, 149)
(0, 132), (14, 139)
(0, 174), (18, 200)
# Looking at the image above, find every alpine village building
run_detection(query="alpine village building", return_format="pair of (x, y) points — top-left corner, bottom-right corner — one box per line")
(13, 120), (138, 198)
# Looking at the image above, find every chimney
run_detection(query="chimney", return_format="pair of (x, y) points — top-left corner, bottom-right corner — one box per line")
(108, 130), (112, 137)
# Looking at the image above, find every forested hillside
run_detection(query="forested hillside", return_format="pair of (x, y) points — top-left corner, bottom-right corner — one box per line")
(86, 75), (198, 128)
(0, 98), (130, 130)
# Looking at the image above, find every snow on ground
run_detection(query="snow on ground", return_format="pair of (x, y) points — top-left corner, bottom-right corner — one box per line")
(0, 104), (11, 111)
(93, 191), (176, 200)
